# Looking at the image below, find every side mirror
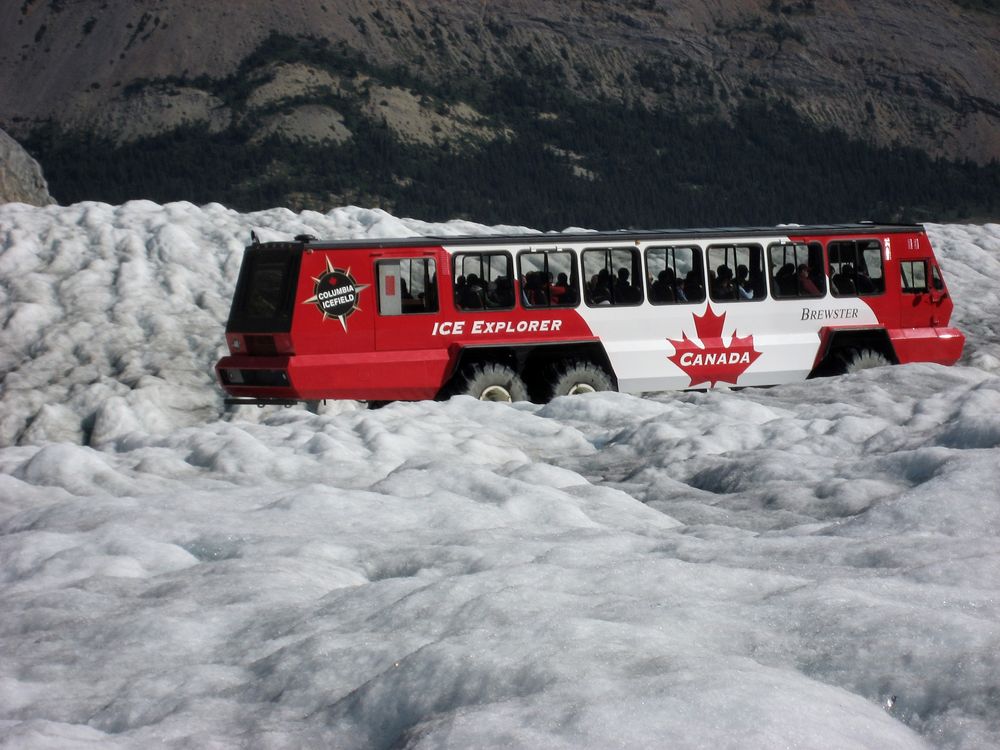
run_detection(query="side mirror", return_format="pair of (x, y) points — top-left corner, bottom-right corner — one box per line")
(930, 290), (949, 303)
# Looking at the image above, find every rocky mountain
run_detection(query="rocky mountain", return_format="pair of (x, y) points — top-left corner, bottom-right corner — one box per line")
(1, 0), (998, 224)
(0, 128), (54, 206)
(4, 0), (999, 160)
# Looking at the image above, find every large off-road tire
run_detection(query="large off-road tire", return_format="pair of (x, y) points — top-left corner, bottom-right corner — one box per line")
(842, 348), (892, 374)
(452, 362), (528, 402)
(546, 360), (615, 399)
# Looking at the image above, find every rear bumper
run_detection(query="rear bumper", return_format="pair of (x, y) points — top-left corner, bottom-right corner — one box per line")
(223, 397), (302, 407)
(217, 355), (296, 398)
(216, 349), (451, 402)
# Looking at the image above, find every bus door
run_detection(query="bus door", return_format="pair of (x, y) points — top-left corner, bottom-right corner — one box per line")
(374, 252), (442, 348)
(899, 256), (951, 328)
(372, 252), (449, 396)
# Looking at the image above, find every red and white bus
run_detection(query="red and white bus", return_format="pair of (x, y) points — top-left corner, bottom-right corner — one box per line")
(216, 223), (964, 404)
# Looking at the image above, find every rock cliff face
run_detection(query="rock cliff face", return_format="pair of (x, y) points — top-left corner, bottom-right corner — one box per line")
(0, 128), (54, 206)
(2, 0), (998, 164)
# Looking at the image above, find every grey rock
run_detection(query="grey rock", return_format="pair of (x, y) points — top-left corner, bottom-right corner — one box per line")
(0, 128), (55, 206)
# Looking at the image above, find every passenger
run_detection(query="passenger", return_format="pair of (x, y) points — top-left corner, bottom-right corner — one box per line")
(735, 264), (754, 300)
(775, 263), (797, 297)
(549, 271), (569, 304)
(585, 275), (599, 304)
(674, 269), (688, 302)
(808, 265), (825, 293)
(488, 275), (514, 307)
(559, 279), (578, 305)
(854, 267), (875, 293)
(614, 268), (632, 302)
(523, 272), (548, 306)
(797, 264), (821, 296)
(457, 275), (484, 309)
(651, 269), (676, 302)
(712, 265), (737, 300)
(592, 268), (613, 305)
(833, 264), (857, 295)
(684, 270), (704, 301)
(624, 269), (643, 303)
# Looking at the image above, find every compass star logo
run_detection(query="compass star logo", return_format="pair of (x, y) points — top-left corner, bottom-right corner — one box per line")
(667, 306), (761, 387)
(301, 258), (368, 331)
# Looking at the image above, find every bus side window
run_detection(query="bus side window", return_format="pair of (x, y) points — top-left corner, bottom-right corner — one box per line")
(707, 244), (764, 302)
(645, 246), (704, 304)
(377, 258), (438, 315)
(517, 249), (580, 308)
(829, 240), (884, 297)
(453, 252), (515, 311)
(900, 260), (928, 293)
(768, 242), (825, 299)
(582, 248), (643, 306)
(931, 264), (945, 292)
(860, 240), (885, 293)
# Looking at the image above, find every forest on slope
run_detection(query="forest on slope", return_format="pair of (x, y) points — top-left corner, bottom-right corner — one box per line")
(23, 33), (1000, 229)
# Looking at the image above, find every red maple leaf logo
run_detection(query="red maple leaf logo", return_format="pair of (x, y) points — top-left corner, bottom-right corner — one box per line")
(667, 306), (761, 387)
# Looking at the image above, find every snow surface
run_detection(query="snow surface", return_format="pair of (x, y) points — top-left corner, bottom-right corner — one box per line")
(1, 201), (999, 749)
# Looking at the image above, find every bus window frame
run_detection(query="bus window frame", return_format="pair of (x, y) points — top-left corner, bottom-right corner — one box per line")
(452, 251), (516, 312)
(644, 245), (705, 305)
(767, 241), (826, 300)
(828, 239), (886, 298)
(582, 246), (643, 308)
(516, 248), (581, 309)
(706, 243), (766, 303)
(900, 259), (929, 294)
(376, 257), (439, 316)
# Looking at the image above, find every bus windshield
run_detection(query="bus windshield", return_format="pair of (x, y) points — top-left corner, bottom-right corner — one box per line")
(226, 247), (302, 332)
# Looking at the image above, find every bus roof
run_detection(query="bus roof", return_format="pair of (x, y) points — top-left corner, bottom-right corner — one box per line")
(292, 222), (924, 252)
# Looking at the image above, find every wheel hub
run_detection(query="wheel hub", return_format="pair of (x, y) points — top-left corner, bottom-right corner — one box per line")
(479, 385), (513, 402)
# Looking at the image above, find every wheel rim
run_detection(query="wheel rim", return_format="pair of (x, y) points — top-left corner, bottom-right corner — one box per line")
(566, 383), (596, 395)
(479, 385), (513, 402)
